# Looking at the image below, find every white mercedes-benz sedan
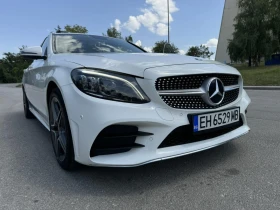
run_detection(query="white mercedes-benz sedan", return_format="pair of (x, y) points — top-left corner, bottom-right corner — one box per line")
(21, 33), (251, 170)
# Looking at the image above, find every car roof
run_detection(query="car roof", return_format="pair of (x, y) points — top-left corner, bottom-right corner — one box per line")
(51, 33), (117, 39)
(52, 32), (88, 35)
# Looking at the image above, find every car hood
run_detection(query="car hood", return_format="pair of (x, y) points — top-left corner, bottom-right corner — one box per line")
(56, 53), (228, 77)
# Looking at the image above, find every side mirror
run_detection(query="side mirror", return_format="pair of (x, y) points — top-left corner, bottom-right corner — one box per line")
(20, 46), (46, 60)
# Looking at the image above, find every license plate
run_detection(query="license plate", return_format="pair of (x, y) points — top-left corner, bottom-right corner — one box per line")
(193, 108), (240, 132)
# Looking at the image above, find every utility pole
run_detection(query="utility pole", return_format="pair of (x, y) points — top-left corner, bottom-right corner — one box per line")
(167, 0), (170, 44)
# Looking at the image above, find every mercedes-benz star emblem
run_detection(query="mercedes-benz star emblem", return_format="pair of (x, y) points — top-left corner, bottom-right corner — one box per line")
(203, 77), (225, 106)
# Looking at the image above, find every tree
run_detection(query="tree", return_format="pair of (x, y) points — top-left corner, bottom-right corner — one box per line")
(186, 46), (200, 57)
(269, 0), (280, 53)
(55, 24), (88, 33)
(199, 45), (214, 59)
(152, 40), (179, 54)
(186, 45), (214, 58)
(125, 35), (133, 42)
(227, 38), (247, 64)
(227, 0), (272, 66)
(0, 51), (32, 83)
(104, 27), (122, 39)
(64, 24), (88, 33)
(54, 25), (62, 33)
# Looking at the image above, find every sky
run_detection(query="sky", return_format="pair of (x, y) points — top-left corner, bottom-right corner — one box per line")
(0, 0), (225, 59)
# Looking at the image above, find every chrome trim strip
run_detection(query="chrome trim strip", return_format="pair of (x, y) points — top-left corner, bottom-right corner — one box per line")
(158, 88), (205, 96)
(224, 85), (240, 92)
(158, 85), (240, 96)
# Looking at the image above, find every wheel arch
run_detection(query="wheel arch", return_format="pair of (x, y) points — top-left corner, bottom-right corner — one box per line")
(46, 80), (78, 160)
(46, 80), (60, 109)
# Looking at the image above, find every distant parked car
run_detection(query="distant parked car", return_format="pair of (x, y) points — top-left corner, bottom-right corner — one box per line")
(21, 33), (251, 170)
(265, 54), (280, 66)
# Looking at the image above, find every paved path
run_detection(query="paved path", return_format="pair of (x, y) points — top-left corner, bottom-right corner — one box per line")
(0, 85), (280, 210)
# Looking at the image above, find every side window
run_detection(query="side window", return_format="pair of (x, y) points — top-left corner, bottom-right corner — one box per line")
(41, 37), (49, 57)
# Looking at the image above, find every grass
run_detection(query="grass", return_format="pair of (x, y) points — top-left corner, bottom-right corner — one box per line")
(235, 65), (280, 86)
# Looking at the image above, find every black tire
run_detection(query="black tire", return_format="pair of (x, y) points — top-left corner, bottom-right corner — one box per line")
(48, 88), (76, 170)
(23, 88), (34, 119)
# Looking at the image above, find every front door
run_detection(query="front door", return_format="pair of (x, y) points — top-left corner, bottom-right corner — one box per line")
(28, 37), (49, 122)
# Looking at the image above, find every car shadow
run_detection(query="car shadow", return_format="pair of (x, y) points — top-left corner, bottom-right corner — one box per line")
(4, 109), (239, 197)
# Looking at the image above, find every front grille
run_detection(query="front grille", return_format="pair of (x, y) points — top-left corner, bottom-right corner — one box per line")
(155, 74), (239, 91)
(160, 88), (239, 109)
(158, 119), (243, 148)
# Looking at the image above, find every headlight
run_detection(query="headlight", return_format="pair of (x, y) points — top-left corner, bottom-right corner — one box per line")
(71, 69), (150, 103)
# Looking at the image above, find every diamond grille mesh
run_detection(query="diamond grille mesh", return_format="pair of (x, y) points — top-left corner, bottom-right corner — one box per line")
(155, 74), (239, 91)
(156, 74), (240, 109)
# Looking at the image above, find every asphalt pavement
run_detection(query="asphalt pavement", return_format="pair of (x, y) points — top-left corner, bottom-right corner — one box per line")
(0, 84), (280, 210)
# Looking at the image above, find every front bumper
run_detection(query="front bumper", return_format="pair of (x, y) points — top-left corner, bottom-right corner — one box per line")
(61, 84), (251, 167)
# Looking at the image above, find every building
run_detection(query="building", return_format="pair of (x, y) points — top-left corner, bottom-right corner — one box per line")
(216, 0), (239, 63)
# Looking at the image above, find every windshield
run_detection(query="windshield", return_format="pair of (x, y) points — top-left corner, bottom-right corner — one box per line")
(52, 34), (145, 54)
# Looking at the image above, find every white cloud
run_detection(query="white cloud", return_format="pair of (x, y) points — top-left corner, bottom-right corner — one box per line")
(111, 19), (122, 31)
(179, 50), (185, 55)
(124, 16), (141, 33)
(156, 23), (168, 36)
(134, 40), (152, 52)
(135, 40), (142, 47)
(202, 38), (218, 60)
(137, 9), (159, 33)
(204, 38), (218, 48)
(114, 0), (179, 36)
(144, 46), (153, 53)
(145, 0), (178, 23)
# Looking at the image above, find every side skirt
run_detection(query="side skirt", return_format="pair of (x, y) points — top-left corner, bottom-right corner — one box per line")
(29, 103), (50, 131)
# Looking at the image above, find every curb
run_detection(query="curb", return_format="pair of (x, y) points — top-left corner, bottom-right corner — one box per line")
(0, 83), (21, 88)
(244, 86), (280, 90)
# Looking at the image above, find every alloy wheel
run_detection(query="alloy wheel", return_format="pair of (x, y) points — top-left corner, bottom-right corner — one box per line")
(50, 97), (67, 162)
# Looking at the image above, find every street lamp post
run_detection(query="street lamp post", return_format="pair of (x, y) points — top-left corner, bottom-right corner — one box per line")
(167, 0), (170, 44)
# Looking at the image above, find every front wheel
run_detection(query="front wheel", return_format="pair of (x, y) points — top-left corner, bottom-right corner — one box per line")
(49, 88), (76, 170)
